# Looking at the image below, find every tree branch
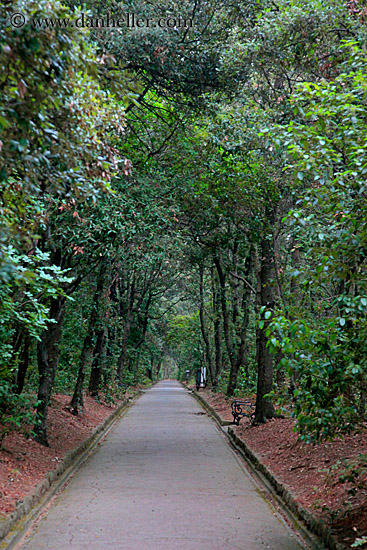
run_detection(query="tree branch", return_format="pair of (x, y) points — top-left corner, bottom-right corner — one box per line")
(229, 271), (256, 294)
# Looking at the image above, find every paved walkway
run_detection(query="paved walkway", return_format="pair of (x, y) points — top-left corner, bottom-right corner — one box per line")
(18, 381), (304, 549)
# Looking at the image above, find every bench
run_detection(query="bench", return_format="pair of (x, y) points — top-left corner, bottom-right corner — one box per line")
(231, 400), (255, 425)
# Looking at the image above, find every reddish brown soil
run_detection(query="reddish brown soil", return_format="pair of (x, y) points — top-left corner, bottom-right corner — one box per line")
(2, 385), (366, 548)
(195, 387), (367, 550)
(0, 394), (124, 517)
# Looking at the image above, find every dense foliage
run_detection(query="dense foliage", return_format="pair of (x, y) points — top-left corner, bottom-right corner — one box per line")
(1, 0), (367, 453)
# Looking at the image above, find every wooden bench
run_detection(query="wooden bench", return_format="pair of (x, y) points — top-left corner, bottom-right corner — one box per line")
(231, 400), (255, 425)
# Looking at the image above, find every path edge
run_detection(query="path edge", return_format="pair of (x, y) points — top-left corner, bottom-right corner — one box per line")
(0, 391), (142, 549)
(186, 385), (346, 550)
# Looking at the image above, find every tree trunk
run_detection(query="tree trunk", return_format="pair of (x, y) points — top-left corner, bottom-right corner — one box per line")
(288, 242), (301, 396)
(156, 356), (162, 378)
(134, 352), (141, 383)
(199, 265), (214, 385)
(34, 297), (65, 446)
(147, 357), (154, 380)
(211, 268), (222, 391)
(88, 328), (107, 397)
(70, 264), (105, 413)
(133, 293), (152, 351)
(254, 235), (276, 423)
(276, 348), (286, 388)
(227, 317), (248, 397)
(116, 275), (135, 386)
(15, 334), (30, 394)
(10, 327), (24, 364)
(70, 333), (93, 413)
(227, 252), (253, 396)
(213, 256), (237, 387)
(359, 387), (366, 419)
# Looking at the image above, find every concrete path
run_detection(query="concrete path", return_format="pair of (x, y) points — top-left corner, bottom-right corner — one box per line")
(17, 381), (304, 549)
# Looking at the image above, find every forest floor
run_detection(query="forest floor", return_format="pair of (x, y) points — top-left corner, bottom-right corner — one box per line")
(0, 390), (140, 518)
(193, 387), (367, 550)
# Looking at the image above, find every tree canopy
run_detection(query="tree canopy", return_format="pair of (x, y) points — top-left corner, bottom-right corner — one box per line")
(1, 0), (367, 447)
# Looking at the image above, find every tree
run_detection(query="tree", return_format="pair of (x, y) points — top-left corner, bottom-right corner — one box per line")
(265, 42), (367, 440)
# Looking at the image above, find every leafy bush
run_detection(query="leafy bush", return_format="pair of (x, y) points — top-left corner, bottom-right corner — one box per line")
(265, 311), (366, 441)
(0, 378), (38, 444)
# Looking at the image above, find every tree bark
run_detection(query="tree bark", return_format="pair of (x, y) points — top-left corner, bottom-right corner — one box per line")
(213, 255), (237, 381)
(15, 334), (30, 394)
(70, 264), (105, 413)
(34, 296), (65, 446)
(254, 234), (276, 423)
(88, 328), (107, 397)
(227, 252), (253, 396)
(116, 275), (135, 386)
(211, 268), (222, 391)
(156, 356), (162, 378)
(133, 293), (152, 350)
(288, 241), (301, 395)
(199, 264), (214, 385)
(147, 357), (153, 380)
